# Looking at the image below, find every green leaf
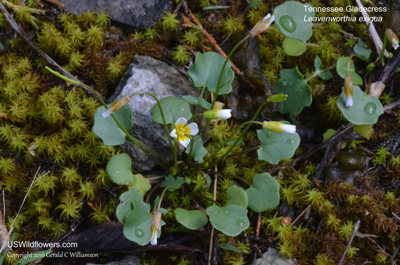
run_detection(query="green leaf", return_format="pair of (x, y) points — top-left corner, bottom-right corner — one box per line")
(106, 153), (134, 185)
(186, 136), (208, 162)
(127, 174), (151, 195)
(206, 204), (249, 236)
(247, 1), (262, 8)
(17, 250), (53, 265)
(123, 201), (153, 246)
(274, 1), (314, 42)
(174, 208), (208, 230)
(93, 105), (133, 146)
(246, 173), (280, 212)
(336, 57), (363, 85)
(219, 243), (243, 253)
(282, 38), (306, 56)
(337, 86), (383, 125)
(353, 125), (374, 139)
(161, 175), (186, 190)
(188, 52), (234, 95)
(323, 128), (336, 142)
(202, 5), (229, 10)
(182, 95), (212, 110)
(116, 188), (143, 224)
(273, 67), (312, 116)
(226, 186), (248, 208)
(354, 40), (372, 60)
(314, 56), (333, 80)
(257, 129), (300, 164)
(152, 97), (192, 124)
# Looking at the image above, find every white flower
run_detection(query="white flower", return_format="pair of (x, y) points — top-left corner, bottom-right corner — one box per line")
(386, 28), (399, 50)
(262, 121), (296, 134)
(203, 109), (232, 120)
(170, 117), (199, 148)
(249, 13), (275, 37)
(344, 76), (354, 108)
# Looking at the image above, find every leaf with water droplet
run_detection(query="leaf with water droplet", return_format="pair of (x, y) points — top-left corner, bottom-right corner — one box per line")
(257, 128), (300, 165)
(274, 1), (314, 42)
(206, 204), (249, 236)
(174, 208), (208, 230)
(116, 188), (143, 224)
(273, 67), (312, 116)
(123, 201), (153, 246)
(337, 86), (383, 125)
(246, 173), (280, 212)
(106, 153), (134, 186)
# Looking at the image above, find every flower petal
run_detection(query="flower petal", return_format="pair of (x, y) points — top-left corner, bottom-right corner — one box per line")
(102, 108), (113, 118)
(281, 124), (296, 134)
(346, 96), (353, 107)
(175, 117), (188, 126)
(186, 122), (199, 136)
(170, 129), (177, 139)
(179, 137), (191, 148)
(219, 109), (232, 119)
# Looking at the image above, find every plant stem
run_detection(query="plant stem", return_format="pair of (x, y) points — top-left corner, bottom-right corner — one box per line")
(203, 35), (250, 135)
(379, 33), (387, 65)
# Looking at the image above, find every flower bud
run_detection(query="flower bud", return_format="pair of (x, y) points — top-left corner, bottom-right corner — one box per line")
(102, 95), (131, 118)
(344, 76), (353, 107)
(262, 121), (296, 134)
(249, 14), (275, 37)
(267, 94), (288, 103)
(386, 28), (399, 50)
(203, 109), (232, 120)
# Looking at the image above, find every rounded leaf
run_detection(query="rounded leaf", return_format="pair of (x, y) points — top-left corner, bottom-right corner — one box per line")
(152, 97), (192, 124)
(174, 208), (208, 230)
(226, 186), (248, 208)
(206, 204), (249, 237)
(274, 1), (314, 42)
(106, 153), (134, 185)
(246, 173), (280, 212)
(93, 105), (133, 146)
(127, 174), (151, 195)
(273, 67), (312, 116)
(188, 52), (234, 95)
(336, 57), (363, 85)
(337, 86), (383, 125)
(186, 136), (208, 162)
(257, 129), (300, 165)
(116, 188), (143, 224)
(123, 201), (152, 246)
(282, 38), (306, 56)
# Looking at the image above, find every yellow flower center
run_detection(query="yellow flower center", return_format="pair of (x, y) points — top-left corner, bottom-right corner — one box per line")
(176, 123), (191, 142)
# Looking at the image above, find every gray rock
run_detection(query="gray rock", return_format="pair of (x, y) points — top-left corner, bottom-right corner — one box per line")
(86, 255), (140, 265)
(110, 56), (198, 172)
(253, 248), (294, 265)
(59, 0), (171, 29)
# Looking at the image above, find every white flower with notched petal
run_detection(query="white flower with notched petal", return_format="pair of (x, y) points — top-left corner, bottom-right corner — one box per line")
(170, 117), (199, 148)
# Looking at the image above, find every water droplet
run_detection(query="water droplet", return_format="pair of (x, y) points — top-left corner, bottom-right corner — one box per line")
(363, 102), (377, 115)
(279, 16), (296, 33)
(287, 139), (295, 144)
(236, 220), (244, 227)
(135, 229), (144, 237)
